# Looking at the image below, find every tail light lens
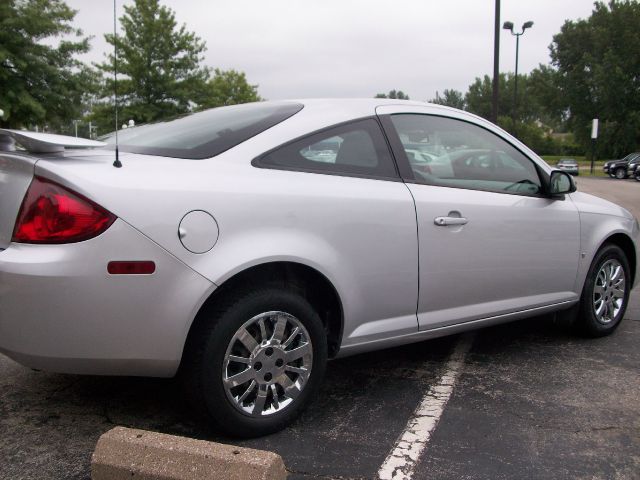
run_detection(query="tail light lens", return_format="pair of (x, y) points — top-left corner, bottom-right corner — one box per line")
(12, 176), (116, 244)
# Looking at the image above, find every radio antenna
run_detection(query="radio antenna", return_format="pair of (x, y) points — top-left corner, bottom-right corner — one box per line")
(112, 0), (122, 168)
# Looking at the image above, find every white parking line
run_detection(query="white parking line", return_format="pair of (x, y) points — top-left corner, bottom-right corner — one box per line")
(377, 334), (475, 480)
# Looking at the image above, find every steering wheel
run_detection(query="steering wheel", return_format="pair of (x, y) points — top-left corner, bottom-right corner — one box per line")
(503, 179), (536, 192)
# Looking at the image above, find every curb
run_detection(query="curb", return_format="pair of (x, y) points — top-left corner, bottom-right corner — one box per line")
(91, 427), (287, 480)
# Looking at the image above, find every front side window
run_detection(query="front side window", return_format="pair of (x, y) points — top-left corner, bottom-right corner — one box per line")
(256, 118), (398, 180)
(390, 114), (542, 195)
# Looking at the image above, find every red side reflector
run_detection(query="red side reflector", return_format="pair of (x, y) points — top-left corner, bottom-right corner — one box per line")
(107, 261), (156, 275)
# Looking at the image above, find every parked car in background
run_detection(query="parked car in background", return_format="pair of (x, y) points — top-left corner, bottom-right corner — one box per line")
(406, 149), (454, 178)
(626, 155), (640, 180)
(556, 158), (579, 176)
(604, 153), (640, 179)
(0, 99), (638, 437)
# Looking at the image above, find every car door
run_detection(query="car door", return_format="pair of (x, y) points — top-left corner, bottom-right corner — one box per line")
(378, 107), (581, 330)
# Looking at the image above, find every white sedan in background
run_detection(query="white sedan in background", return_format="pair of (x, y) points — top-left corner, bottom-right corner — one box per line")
(0, 99), (637, 437)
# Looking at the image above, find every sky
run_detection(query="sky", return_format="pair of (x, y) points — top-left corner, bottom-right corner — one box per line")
(64, 0), (596, 101)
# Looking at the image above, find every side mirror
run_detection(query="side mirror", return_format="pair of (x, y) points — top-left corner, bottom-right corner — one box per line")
(549, 170), (577, 195)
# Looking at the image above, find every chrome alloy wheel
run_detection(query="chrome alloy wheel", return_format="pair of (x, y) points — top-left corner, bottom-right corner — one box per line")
(223, 311), (313, 417)
(593, 259), (626, 324)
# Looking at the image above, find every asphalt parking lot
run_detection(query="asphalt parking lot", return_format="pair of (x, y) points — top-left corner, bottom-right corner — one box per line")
(1, 176), (638, 480)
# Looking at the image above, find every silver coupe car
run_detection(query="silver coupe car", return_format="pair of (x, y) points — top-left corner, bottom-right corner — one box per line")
(0, 99), (638, 437)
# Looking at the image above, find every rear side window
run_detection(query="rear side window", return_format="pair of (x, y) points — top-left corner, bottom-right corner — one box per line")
(256, 119), (398, 180)
(103, 102), (303, 159)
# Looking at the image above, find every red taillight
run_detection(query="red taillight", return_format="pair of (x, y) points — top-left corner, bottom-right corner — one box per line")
(12, 176), (116, 244)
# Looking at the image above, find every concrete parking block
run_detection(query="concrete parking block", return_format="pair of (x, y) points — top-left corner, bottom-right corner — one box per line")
(91, 427), (287, 480)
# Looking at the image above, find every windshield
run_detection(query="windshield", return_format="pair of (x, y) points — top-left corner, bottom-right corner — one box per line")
(103, 102), (303, 159)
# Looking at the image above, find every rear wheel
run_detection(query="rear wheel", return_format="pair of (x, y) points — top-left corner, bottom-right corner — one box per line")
(575, 244), (630, 337)
(181, 287), (327, 437)
(614, 167), (626, 179)
(635, 170), (640, 182)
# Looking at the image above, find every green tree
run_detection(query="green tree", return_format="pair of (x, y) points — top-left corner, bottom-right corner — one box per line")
(199, 69), (262, 108)
(550, 0), (640, 157)
(465, 72), (553, 124)
(0, 0), (92, 130)
(457, 72), (568, 154)
(465, 73), (533, 122)
(375, 89), (410, 100)
(430, 89), (466, 110)
(526, 65), (565, 129)
(463, 71), (565, 133)
(93, 0), (209, 130)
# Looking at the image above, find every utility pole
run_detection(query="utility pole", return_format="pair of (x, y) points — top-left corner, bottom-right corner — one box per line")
(491, 0), (500, 124)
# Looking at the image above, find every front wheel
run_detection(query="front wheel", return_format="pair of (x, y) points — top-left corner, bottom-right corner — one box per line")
(614, 167), (626, 179)
(576, 244), (630, 337)
(181, 287), (327, 437)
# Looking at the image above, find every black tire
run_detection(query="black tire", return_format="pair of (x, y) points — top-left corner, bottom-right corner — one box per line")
(614, 167), (626, 179)
(575, 244), (630, 337)
(181, 287), (327, 438)
(635, 172), (640, 182)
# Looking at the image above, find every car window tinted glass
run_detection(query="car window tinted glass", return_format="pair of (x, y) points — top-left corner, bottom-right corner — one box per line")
(258, 119), (398, 180)
(103, 102), (303, 159)
(390, 114), (542, 195)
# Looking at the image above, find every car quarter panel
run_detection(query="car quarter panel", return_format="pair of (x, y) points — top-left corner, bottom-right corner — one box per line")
(188, 165), (420, 346)
(0, 219), (214, 376)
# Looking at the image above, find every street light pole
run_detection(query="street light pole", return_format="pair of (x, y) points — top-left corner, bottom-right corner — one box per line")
(514, 32), (519, 127)
(491, 0), (501, 124)
(503, 20), (533, 135)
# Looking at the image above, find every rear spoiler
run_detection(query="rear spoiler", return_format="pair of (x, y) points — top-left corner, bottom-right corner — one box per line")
(0, 129), (106, 153)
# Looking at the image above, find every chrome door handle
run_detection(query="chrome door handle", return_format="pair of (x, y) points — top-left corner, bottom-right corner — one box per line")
(434, 216), (468, 226)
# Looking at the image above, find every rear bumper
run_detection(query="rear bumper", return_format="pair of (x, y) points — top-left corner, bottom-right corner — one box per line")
(0, 219), (214, 377)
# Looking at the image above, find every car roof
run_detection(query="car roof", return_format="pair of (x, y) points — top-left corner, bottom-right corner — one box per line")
(290, 98), (465, 119)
